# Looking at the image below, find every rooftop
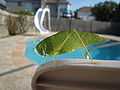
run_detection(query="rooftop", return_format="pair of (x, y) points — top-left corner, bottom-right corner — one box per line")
(5, 0), (40, 2)
(46, 0), (70, 4)
(76, 7), (92, 12)
(0, 1), (6, 7)
(5, 0), (70, 4)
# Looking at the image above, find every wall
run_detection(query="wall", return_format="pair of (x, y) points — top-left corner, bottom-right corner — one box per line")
(6, 2), (40, 13)
(59, 4), (67, 10)
(0, 9), (34, 38)
(50, 18), (120, 36)
(22, 2), (40, 13)
(0, 10), (120, 38)
(6, 2), (17, 8)
(22, 2), (32, 12)
(0, 9), (16, 38)
(48, 4), (57, 17)
(32, 2), (41, 13)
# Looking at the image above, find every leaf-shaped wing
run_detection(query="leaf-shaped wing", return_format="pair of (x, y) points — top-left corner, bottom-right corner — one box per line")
(36, 30), (109, 57)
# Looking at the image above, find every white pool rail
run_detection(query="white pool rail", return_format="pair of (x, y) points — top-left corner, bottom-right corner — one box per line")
(34, 8), (50, 34)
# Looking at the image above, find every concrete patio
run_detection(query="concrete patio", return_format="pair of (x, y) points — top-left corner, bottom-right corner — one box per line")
(0, 31), (120, 90)
(0, 33), (35, 90)
(0, 30), (56, 90)
(0, 30), (55, 90)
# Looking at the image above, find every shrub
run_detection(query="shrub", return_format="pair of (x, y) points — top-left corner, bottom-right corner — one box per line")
(19, 11), (34, 16)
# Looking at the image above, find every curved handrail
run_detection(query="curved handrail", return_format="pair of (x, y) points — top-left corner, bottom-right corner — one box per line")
(34, 8), (43, 32)
(34, 8), (51, 34)
(40, 8), (51, 32)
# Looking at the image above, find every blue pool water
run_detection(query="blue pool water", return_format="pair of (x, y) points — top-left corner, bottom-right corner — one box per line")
(24, 38), (120, 66)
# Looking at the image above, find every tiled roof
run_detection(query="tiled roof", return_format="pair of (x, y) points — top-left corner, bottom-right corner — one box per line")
(0, 1), (6, 7)
(5, 0), (40, 2)
(46, 0), (70, 4)
(5, 0), (70, 4)
(76, 7), (92, 12)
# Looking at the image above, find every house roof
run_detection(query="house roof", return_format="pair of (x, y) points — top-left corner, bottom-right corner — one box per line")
(46, 0), (70, 4)
(0, 2), (6, 7)
(5, 0), (40, 2)
(45, 0), (70, 4)
(5, 0), (70, 4)
(76, 7), (92, 12)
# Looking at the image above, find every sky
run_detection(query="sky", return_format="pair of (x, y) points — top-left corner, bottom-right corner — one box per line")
(0, 0), (120, 11)
(0, 0), (4, 2)
(0, 0), (5, 3)
(68, 0), (120, 11)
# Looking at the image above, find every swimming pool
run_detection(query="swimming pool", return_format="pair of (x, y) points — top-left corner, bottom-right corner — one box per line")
(24, 38), (120, 66)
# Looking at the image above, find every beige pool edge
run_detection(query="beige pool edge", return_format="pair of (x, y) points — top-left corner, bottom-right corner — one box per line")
(30, 33), (120, 90)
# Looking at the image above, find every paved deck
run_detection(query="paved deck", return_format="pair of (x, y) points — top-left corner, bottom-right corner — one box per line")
(0, 31), (120, 90)
(0, 31), (55, 90)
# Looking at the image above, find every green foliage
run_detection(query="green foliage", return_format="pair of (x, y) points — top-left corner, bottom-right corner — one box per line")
(19, 11), (34, 16)
(92, 1), (118, 22)
(36, 30), (109, 58)
(74, 10), (77, 18)
(113, 3), (120, 22)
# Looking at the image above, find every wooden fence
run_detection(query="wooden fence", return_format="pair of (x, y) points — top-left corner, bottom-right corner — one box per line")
(50, 18), (120, 36)
(0, 12), (120, 38)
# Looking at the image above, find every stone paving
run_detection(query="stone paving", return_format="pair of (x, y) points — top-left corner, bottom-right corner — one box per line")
(0, 31), (56, 90)
(0, 31), (120, 90)
(0, 34), (34, 90)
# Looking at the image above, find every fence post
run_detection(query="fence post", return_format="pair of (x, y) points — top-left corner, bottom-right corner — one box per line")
(69, 19), (71, 30)
(90, 21), (92, 33)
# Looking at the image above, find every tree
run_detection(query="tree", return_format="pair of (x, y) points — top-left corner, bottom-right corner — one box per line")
(92, 1), (118, 22)
(114, 3), (120, 22)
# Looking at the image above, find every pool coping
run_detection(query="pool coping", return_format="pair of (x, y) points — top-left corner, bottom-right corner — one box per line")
(12, 32), (120, 73)
(11, 32), (57, 73)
